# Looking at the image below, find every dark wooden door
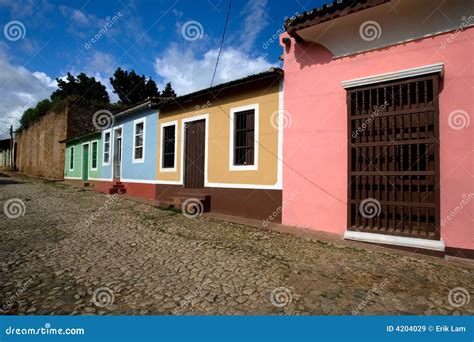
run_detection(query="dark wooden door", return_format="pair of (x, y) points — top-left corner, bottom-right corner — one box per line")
(347, 75), (440, 240)
(184, 120), (206, 188)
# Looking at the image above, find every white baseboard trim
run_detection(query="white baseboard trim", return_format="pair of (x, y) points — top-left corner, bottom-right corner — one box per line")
(88, 177), (113, 181)
(344, 230), (445, 251)
(64, 176), (82, 180)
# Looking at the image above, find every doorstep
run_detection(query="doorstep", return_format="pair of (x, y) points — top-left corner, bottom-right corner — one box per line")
(344, 230), (445, 253)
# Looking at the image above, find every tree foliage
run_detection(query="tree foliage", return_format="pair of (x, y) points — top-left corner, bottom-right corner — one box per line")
(51, 72), (110, 104)
(18, 99), (54, 130)
(110, 68), (159, 105)
(161, 82), (177, 97)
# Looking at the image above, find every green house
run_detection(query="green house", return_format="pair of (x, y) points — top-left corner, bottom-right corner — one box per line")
(63, 132), (102, 182)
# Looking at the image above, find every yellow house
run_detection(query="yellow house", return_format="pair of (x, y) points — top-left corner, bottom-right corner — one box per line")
(155, 68), (283, 222)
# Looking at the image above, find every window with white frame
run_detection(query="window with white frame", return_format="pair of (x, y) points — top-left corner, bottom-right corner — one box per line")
(161, 123), (176, 169)
(103, 131), (110, 164)
(133, 119), (145, 162)
(229, 104), (260, 171)
(69, 146), (74, 170)
(91, 141), (98, 169)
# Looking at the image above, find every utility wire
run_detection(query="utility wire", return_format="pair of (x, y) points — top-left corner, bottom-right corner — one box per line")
(210, 0), (232, 87)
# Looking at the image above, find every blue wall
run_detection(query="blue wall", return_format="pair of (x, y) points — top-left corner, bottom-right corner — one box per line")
(99, 109), (158, 181)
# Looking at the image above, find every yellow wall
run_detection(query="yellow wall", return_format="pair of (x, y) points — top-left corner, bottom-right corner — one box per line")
(156, 83), (281, 187)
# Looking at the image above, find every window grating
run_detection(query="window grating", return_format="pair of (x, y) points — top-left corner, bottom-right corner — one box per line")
(348, 75), (440, 240)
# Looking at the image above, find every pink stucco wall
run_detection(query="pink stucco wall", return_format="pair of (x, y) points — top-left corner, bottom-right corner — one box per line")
(281, 28), (474, 250)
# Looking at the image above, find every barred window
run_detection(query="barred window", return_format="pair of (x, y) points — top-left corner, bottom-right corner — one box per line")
(162, 125), (176, 169)
(233, 109), (255, 165)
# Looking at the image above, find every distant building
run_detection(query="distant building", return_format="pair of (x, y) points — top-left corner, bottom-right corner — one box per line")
(0, 133), (13, 170)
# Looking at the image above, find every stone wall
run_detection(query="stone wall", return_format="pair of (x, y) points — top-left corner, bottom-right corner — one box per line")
(15, 109), (68, 179)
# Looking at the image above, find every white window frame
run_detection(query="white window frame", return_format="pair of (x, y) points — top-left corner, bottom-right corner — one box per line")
(69, 146), (75, 171)
(229, 103), (259, 171)
(102, 129), (111, 166)
(91, 140), (99, 171)
(132, 118), (146, 163)
(159, 120), (178, 172)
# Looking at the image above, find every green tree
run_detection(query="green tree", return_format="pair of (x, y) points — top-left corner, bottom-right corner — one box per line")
(160, 82), (177, 97)
(110, 68), (160, 105)
(51, 72), (110, 104)
(18, 99), (54, 130)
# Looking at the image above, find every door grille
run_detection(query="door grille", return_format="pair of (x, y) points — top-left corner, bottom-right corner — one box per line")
(347, 75), (440, 239)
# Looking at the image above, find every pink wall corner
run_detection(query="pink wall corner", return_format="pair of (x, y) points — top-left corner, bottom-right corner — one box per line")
(280, 29), (474, 249)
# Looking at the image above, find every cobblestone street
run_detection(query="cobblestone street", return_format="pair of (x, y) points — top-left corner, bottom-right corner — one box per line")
(1, 175), (473, 315)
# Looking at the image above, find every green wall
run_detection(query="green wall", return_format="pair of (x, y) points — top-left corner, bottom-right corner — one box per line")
(64, 134), (102, 180)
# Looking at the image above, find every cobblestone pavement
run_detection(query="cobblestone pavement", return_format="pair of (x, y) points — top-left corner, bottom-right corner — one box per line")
(1, 175), (473, 315)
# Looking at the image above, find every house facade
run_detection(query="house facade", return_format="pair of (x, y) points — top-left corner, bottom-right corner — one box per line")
(155, 69), (283, 220)
(280, 0), (473, 257)
(64, 132), (102, 182)
(64, 68), (284, 221)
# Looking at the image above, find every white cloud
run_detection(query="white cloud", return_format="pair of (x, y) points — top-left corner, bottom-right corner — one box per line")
(59, 5), (90, 26)
(154, 45), (276, 95)
(0, 50), (57, 130)
(238, 0), (269, 51)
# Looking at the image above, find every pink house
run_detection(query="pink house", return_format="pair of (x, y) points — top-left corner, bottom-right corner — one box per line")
(280, 0), (473, 258)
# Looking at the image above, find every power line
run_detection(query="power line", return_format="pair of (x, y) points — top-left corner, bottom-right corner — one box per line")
(210, 0), (232, 87)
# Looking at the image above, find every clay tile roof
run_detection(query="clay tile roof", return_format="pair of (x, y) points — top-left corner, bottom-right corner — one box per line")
(285, 0), (391, 34)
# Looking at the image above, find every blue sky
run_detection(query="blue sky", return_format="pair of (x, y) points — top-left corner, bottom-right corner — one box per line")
(0, 0), (329, 130)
